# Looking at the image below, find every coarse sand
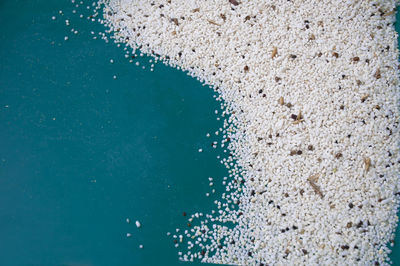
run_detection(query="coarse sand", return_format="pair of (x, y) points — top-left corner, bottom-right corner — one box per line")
(91, 0), (400, 265)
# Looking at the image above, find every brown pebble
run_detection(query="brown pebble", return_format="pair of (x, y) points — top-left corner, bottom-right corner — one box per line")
(341, 245), (350, 250)
(297, 150), (302, 155)
(346, 222), (353, 228)
(187, 223), (191, 227)
(361, 94), (369, 103)
(171, 18), (179, 26)
(191, 8), (200, 12)
(302, 249), (308, 255)
(271, 47), (278, 58)
(275, 76), (281, 82)
(364, 157), (371, 172)
(309, 34), (315, 40)
(332, 52), (339, 58)
(335, 152), (343, 159)
(220, 14), (226, 21)
(290, 150), (297, 156)
(374, 69), (381, 79)
(229, 0), (239, 6)
(352, 56), (360, 62)
(244, 65), (249, 72)
(290, 114), (298, 120)
(183, 212), (187, 216)
(290, 54), (297, 59)
(279, 96), (284, 105)
(308, 145), (314, 151)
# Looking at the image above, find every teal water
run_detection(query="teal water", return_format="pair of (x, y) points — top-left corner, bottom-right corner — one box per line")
(0, 1), (399, 265)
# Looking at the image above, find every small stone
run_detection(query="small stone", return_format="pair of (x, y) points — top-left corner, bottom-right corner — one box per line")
(374, 69), (381, 79)
(335, 152), (343, 159)
(346, 222), (353, 228)
(271, 47), (278, 58)
(135, 220), (141, 228)
(279, 96), (284, 105)
(229, 0), (239, 6)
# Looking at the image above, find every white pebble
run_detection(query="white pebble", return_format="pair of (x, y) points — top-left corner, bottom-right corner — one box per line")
(135, 220), (141, 228)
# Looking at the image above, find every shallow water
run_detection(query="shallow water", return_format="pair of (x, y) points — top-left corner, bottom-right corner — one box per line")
(0, 0), (399, 265)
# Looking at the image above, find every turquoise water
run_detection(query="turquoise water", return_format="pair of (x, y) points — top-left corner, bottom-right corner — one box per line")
(0, 1), (399, 265)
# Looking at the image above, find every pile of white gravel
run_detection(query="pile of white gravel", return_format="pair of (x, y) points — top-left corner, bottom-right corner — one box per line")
(93, 0), (400, 264)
